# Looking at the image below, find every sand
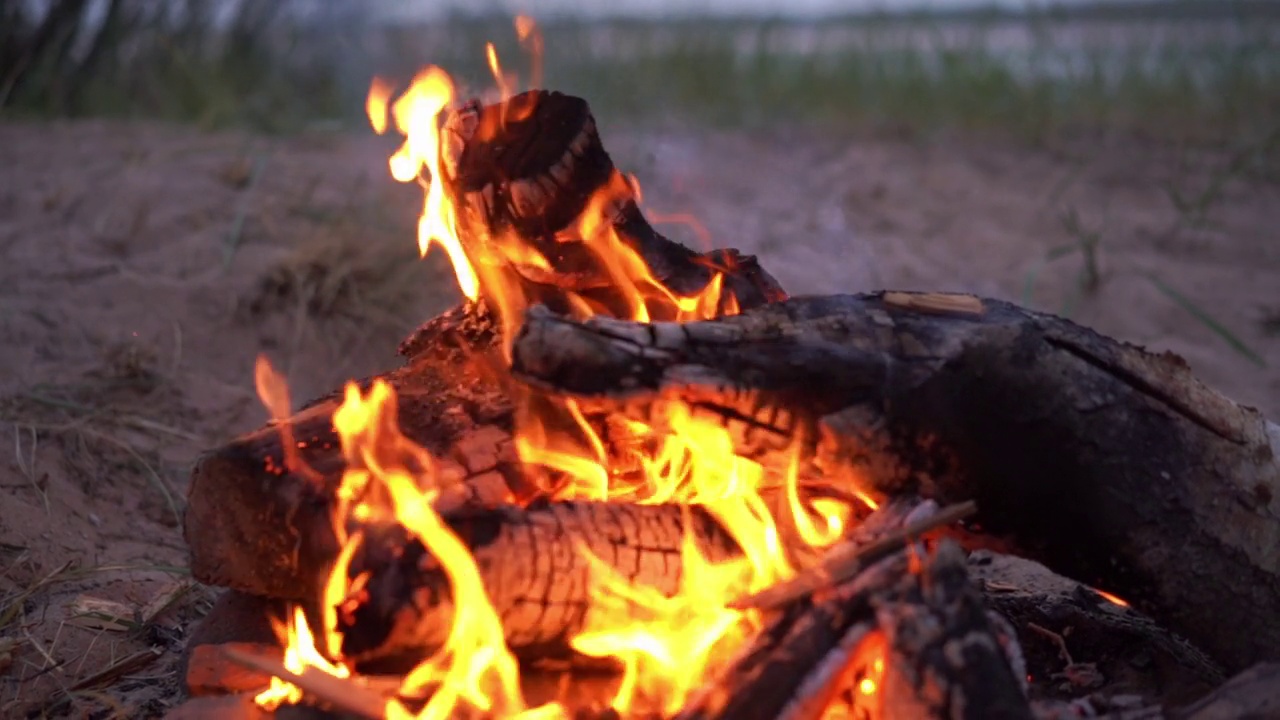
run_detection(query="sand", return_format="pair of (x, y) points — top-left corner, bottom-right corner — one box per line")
(0, 118), (1275, 716)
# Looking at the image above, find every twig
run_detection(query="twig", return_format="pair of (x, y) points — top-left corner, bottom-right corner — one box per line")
(221, 646), (388, 720)
(731, 500), (978, 611)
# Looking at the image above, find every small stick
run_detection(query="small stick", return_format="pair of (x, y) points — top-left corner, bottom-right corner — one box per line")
(69, 646), (163, 692)
(221, 646), (388, 720)
(1026, 621), (1075, 666)
(731, 500), (978, 611)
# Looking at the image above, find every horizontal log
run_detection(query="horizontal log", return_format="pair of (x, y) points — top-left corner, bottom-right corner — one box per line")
(337, 501), (741, 663)
(508, 293), (1280, 674)
(182, 322), (514, 599)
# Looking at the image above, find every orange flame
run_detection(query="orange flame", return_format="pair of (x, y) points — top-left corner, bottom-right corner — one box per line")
(332, 381), (535, 719)
(254, 607), (351, 710)
(253, 355), (320, 482)
(514, 15), (543, 89)
(1095, 588), (1130, 608)
(368, 68), (479, 300)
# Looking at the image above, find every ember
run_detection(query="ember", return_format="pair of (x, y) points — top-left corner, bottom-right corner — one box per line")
(176, 12), (1280, 720)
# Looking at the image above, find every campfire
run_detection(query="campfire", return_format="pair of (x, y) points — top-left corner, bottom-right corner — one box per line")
(173, 18), (1280, 720)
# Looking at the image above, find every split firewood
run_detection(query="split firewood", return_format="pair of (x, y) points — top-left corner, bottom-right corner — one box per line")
(733, 500), (976, 611)
(509, 294), (1280, 674)
(675, 541), (1033, 720)
(184, 90), (785, 602)
(873, 542), (1033, 720)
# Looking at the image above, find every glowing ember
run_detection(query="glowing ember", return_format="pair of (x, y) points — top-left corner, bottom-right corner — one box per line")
(1095, 588), (1131, 608)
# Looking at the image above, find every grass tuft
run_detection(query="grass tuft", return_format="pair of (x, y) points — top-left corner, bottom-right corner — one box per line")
(0, 342), (196, 527)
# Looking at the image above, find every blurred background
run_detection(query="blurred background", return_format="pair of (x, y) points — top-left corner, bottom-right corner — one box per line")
(3, 0), (1278, 137)
(1, 2), (1279, 716)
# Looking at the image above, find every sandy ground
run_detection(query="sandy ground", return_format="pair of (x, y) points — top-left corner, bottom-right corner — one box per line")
(0, 118), (1276, 716)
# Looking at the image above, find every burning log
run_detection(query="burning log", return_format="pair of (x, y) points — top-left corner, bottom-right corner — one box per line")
(183, 88), (786, 601)
(336, 501), (740, 663)
(508, 293), (1280, 674)
(432, 90), (785, 321)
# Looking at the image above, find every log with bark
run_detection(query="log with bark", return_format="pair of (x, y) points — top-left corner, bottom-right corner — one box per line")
(507, 293), (1280, 674)
(182, 89), (785, 600)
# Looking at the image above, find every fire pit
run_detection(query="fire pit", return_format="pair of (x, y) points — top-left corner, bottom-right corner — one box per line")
(170, 28), (1280, 720)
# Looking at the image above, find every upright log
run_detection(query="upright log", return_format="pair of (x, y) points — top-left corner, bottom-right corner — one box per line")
(509, 293), (1280, 673)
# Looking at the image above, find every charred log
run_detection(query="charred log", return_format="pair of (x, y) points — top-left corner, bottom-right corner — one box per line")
(434, 90), (786, 325)
(675, 541), (1032, 720)
(509, 292), (1280, 673)
(337, 501), (740, 663)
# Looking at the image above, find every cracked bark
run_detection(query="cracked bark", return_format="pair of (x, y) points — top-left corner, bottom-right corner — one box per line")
(334, 501), (742, 664)
(509, 292), (1280, 673)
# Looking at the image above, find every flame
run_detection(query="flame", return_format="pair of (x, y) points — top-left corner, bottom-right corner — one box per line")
(486, 43), (514, 100)
(366, 77), (395, 135)
(254, 355), (320, 482)
(571, 533), (757, 715)
(816, 631), (886, 720)
(368, 68), (479, 300)
(564, 405), (858, 715)
(850, 632), (886, 716)
(514, 15), (543, 89)
(254, 607), (351, 710)
(248, 18), (880, 720)
(332, 380), (536, 720)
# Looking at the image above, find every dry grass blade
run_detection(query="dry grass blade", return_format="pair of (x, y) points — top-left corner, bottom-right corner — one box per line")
(1141, 272), (1267, 369)
(0, 559), (76, 632)
(223, 153), (270, 268)
(0, 342), (198, 527)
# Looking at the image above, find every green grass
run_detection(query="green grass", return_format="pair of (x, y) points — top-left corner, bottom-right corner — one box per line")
(380, 9), (1280, 141)
(3, 2), (1279, 141)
